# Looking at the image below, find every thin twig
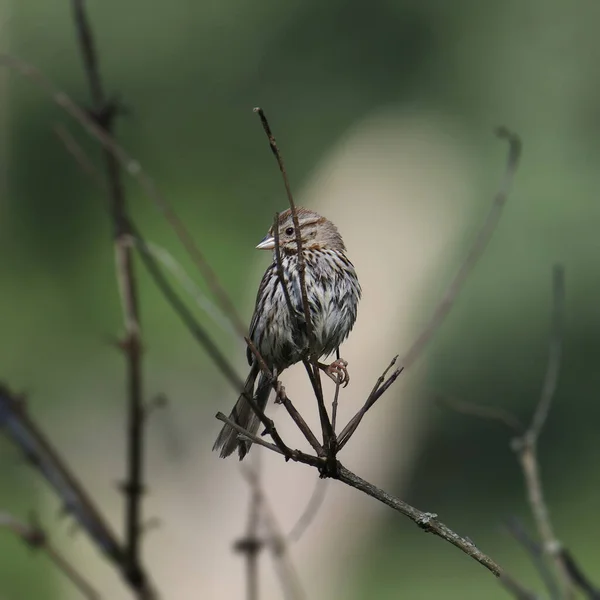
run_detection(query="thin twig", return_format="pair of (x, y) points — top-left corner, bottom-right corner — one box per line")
(338, 127), (522, 447)
(216, 397), (321, 468)
(331, 378), (341, 436)
(70, 2), (147, 590)
(302, 360), (333, 453)
(331, 348), (343, 435)
(215, 413), (285, 455)
(0, 512), (101, 600)
(277, 389), (324, 457)
(0, 52), (247, 338)
(511, 264), (569, 596)
(254, 108), (334, 452)
(213, 413), (504, 578)
(337, 356), (400, 450)
(245, 338), (324, 456)
(253, 108), (314, 350)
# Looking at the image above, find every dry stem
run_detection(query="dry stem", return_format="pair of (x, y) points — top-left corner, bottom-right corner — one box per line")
(70, 1), (149, 593)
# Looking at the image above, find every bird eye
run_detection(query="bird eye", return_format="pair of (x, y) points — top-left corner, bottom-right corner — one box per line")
(285, 227), (294, 236)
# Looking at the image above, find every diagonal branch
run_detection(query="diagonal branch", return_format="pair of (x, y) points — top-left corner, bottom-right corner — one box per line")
(337, 356), (400, 449)
(336, 466), (502, 577)
(212, 414), (504, 578)
(0, 385), (123, 562)
(245, 339), (324, 455)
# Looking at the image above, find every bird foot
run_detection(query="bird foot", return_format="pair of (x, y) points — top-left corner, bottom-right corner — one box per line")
(274, 381), (286, 404)
(319, 358), (350, 388)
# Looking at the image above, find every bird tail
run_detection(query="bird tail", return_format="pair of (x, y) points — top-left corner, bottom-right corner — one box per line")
(213, 363), (271, 460)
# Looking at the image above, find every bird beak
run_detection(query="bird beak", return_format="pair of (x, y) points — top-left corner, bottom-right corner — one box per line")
(256, 235), (276, 250)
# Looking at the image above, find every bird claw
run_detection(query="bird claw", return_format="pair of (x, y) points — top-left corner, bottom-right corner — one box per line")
(274, 381), (286, 404)
(320, 358), (350, 388)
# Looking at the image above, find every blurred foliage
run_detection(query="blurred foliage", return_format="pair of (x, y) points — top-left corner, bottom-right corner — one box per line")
(2, 0), (600, 598)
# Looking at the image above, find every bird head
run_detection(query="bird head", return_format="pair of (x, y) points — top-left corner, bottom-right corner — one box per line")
(256, 208), (346, 254)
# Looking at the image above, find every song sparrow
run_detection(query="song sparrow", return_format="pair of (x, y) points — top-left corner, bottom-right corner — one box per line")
(213, 208), (361, 459)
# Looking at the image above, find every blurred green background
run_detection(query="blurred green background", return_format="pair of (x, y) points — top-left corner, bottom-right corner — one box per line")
(2, 0), (600, 598)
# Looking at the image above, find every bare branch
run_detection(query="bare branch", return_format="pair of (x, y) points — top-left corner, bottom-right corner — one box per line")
(254, 108), (334, 452)
(0, 512), (102, 600)
(216, 413), (285, 455)
(0, 385), (123, 561)
(244, 339), (323, 455)
(253, 108), (314, 352)
(215, 409), (504, 579)
(70, 2), (148, 589)
(337, 356), (400, 450)
(277, 387), (324, 457)
(336, 466), (502, 577)
(217, 396), (321, 469)
(511, 264), (570, 596)
(330, 349), (342, 434)
(302, 360), (333, 453)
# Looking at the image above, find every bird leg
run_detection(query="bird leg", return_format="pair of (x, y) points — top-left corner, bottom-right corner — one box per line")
(317, 358), (350, 388)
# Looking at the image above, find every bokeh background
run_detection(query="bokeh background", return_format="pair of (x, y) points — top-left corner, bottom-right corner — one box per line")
(1, 0), (600, 598)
